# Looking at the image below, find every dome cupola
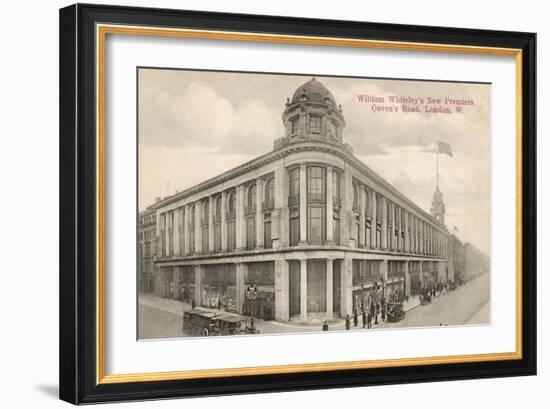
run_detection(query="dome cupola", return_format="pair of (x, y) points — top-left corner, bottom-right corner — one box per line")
(280, 77), (346, 145)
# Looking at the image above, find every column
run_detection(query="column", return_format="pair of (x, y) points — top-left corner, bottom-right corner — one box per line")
(208, 196), (214, 253)
(359, 187), (366, 248)
(273, 165), (287, 248)
(326, 167), (334, 244)
(194, 265), (202, 305)
(221, 191), (228, 252)
(341, 256), (353, 317)
(381, 196), (388, 250)
(173, 266), (180, 300)
(341, 169), (352, 247)
(184, 205), (190, 255)
(438, 261), (446, 283)
(236, 186), (245, 250)
(300, 259), (307, 321)
(173, 209), (181, 257)
(299, 164), (307, 245)
(371, 191), (377, 248)
(326, 259), (334, 320)
(194, 203), (202, 254)
(165, 212), (171, 257)
(235, 263), (246, 314)
(256, 178), (264, 248)
(404, 261), (411, 297)
(389, 203), (395, 251)
(274, 259), (290, 321)
(381, 260), (388, 282)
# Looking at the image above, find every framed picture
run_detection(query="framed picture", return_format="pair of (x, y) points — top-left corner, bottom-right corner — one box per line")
(59, 3), (536, 404)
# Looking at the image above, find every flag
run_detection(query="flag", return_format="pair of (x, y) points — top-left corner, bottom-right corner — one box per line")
(437, 141), (453, 157)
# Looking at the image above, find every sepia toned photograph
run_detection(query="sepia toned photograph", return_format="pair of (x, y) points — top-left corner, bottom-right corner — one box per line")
(137, 68), (491, 340)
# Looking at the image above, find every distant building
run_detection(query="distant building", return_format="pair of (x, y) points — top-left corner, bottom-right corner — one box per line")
(147, 77), (453, 322)
(138, 205), (157, 294)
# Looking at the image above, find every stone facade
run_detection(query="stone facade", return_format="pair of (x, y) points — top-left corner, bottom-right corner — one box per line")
(148, 77), (451, 322)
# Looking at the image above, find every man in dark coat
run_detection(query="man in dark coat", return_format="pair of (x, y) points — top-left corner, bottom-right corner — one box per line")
(345, 314), (351, 330)
(353, 309), (358, 327)
(362, 309), (367, 328)
(191, 299), (196, 309)
(367, 311), (372, 329)
(322, 321), (329, 331)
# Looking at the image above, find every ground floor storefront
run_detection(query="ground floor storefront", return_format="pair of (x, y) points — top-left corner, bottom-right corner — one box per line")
(154, 251), (448, 323)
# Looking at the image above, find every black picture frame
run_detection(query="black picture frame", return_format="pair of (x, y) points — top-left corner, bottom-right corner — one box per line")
(59, 3), (536, 404)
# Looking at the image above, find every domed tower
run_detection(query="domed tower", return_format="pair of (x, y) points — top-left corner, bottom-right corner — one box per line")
(278, 77), (346, 146)
(430, 186), (446, 226)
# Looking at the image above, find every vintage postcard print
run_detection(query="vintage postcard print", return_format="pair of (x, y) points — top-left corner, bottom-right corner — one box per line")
(137, 69), (490, 339)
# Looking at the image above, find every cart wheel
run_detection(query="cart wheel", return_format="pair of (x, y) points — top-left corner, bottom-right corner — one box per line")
(202, 328), (209, 337)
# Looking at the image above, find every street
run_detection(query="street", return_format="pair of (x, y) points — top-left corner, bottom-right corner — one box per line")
(379, 272), (490, 329)
(138, 273), (490, 339)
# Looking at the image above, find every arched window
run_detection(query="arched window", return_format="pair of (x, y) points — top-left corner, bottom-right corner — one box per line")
(248, 184), (257, 210)
(227, 191), (236, 218)
(264, 177), (274, 209)
(214, 196), (222, 252)
(247, 184), (257, 249)
(353, 183), (360, 211)
(215, 196), (221, 219)
(227, 191), (236, 251)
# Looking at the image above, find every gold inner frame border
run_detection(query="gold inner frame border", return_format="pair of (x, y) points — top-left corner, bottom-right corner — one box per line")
(95, 23), (523, 385)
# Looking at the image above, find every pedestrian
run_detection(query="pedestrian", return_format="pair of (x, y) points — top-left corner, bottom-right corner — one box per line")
(381, 304), (386, 321)
(191, 299), (196, 309)
(375, 302), (379, 325)
(345, 314), (351, 330)
(367, 311), (372, 328)
(322, 321), (329, 331)
(362, 309), (367, 328)
(353, 309), (358, 327)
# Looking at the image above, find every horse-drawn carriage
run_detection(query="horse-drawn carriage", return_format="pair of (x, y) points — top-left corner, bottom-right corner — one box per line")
(386, 302), (406, 322)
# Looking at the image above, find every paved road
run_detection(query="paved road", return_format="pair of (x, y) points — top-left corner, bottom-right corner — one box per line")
(138, 273), (490, 339)
(379, 273), (490, 329)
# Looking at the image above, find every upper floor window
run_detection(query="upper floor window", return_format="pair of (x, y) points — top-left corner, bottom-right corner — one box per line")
(247, 184), (257, 214)
(290, 116), (299, 135)
(289, 168), (300, 204)
(201, 201), (209, 225)
(227, 191), (236, 219)
(188, 206), (195, 229)
(307, 166), (325, 202)
(376, 195), (383, 221)
(264, 177), (274, 209)
(310, 115), (321, 133)
(214, 196), (222, 222)
(353, 183), (360, 211)
(327, 121), (337, 139)
(332, 171), (341, 206)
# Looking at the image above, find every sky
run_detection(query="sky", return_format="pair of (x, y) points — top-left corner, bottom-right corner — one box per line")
(138, 69), (491, 255)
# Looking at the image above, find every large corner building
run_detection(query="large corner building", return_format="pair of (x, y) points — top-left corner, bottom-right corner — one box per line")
(149, 77), (451, 322)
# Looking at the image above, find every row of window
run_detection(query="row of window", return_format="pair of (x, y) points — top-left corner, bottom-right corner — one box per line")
(352, 182), (447, 257)
(159, 176), (275, 257)
(140, 212), (156, 226)
(289, 114), (338, 138)
(156, 166), (447, 258)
